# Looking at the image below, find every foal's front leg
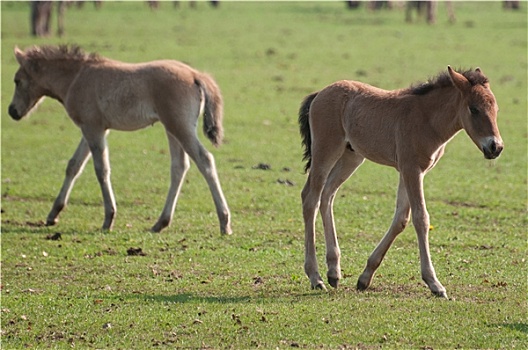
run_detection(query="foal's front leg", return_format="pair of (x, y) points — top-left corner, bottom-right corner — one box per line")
(83, 129), (117, 230)
(403, 171), (447, 298)
(47, 137), (92, 226)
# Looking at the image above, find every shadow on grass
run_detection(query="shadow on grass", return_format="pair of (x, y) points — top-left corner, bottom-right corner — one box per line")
(1, 220), (49, 234)
(124, 290), (329, 305)
(0, 221), (101, 236)
(0, 219), (151, 236)
(493, 323), (528, 334)
(142, 293), (253, 304)
(123, 281), (442, 306)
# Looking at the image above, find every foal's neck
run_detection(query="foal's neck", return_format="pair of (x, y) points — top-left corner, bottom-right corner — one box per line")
(40, 60), (86, 103)
(422, 86), (464, 144)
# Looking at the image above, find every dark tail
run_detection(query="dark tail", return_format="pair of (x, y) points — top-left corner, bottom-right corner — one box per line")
(195, 73), (224, 147)
(299, 92), (319, 173)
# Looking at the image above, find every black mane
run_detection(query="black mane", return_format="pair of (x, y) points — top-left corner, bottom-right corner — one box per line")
(408, 69), (489, 95)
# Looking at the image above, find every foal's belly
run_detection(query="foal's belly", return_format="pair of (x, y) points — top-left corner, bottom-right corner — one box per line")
(103, 100), (160, 131)
(347, 130), (398, 168)
(95, 79), (160, 131)
(350, 142), (398, 168)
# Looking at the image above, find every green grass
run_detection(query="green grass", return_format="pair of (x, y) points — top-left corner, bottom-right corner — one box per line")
(1, 1), (527, 349)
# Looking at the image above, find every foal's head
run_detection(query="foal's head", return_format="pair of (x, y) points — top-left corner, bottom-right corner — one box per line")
(448, 66), (503, 159)
(8, 47), (47, 121)
(8, 45), (95, 120)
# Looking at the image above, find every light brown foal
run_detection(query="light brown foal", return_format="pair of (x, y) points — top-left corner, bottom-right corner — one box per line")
(8, 45), (231, 234)
(299, 66), (503, 298)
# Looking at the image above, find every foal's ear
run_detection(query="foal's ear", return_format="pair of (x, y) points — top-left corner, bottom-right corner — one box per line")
(447, 65), (470, 93)
(14, 46), (27, 66)
(14, 46), (40, 74)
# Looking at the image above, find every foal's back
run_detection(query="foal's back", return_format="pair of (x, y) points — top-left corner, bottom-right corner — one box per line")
(310, 80), (414, 168)
(68, 59), (202, 131)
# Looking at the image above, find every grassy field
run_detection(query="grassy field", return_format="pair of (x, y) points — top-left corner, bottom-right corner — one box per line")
(1, 1), (527, 349)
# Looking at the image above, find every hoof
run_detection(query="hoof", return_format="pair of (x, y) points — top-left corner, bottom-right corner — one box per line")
(45, 219), (57, 227)
(432, 290), (448, 299)
(151, 219), (169, 233)
(221, 225), (233, 235)
(151, 219), (170, 233)
(311, 282), (327, 291)
(328, 277), (339, 289)
(356, 279), (369, 291)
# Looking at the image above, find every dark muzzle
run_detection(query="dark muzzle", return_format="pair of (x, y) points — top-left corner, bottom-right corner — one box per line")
(483, 139), (504, 159)
(8, 104), (21, 120)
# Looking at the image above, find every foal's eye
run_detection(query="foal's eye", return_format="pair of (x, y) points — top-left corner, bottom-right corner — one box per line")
(469, 106), (479, 115)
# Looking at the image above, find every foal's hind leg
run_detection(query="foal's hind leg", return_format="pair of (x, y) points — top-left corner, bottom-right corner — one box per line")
(152, 132), (190, 233)
(357, 174), (411, 291)
(47, 137), (91, 226)
(319, 150), (365, 288)
(172, 131), (231, 235)
(301, 173), (328, 290)
(302, 145), (345, 290)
